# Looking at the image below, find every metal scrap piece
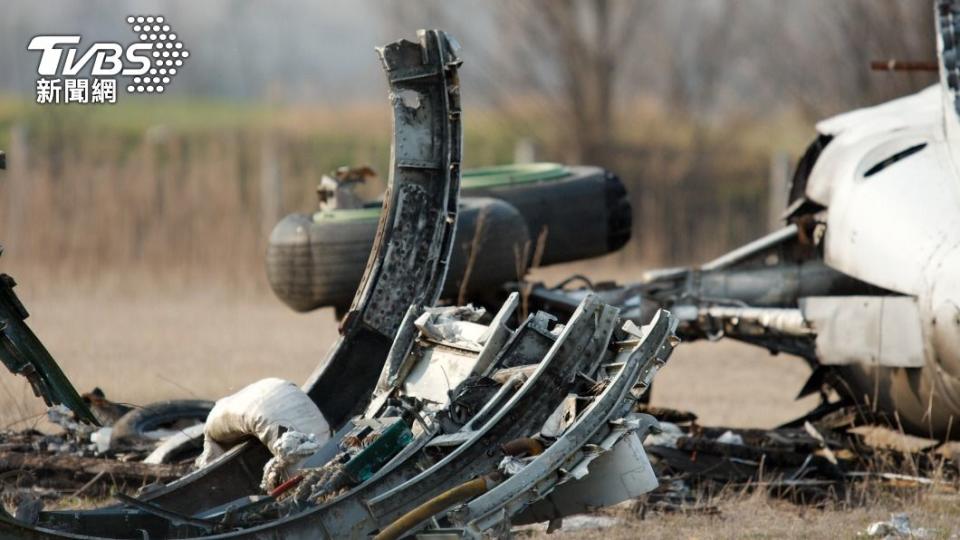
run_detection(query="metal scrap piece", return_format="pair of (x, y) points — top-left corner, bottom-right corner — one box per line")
(304, 28), (463, 430)
(226, 295), (611, 540)
(452, 312), (677, 535)
(146, 28), (462, 516)
(0, 270), (98, 425)
(0, 31), (466, 536)
(365, 295), (619, 532)
(258, 309), (566, 540)
(0, 28), (681, 540)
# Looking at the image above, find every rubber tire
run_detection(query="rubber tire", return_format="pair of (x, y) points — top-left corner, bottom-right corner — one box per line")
(266, 165), (633, 313)
(266, 197), (529, 312)
(110, 399), (214, 450)
(461, 165), (631, 265)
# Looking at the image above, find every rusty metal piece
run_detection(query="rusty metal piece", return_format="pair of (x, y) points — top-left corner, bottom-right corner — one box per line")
(501, 437), (544, 457)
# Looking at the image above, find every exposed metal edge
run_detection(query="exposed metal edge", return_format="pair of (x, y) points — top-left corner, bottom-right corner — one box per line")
(197, 295), (602, 539)
(455, 311), (675, 533)
(265, 313), (566, 539)
(304, 29), (463, 430)
(366, 295), (614, 525)
(472, 292), (519, 375)
(368, 295), (602, 506)
(8, 30), (465, 533)
(700, 224), (798, 272)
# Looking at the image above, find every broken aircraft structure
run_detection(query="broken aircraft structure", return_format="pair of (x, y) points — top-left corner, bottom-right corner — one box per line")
(0, 30), (678, 539)
(267, 0), (960, 443)
(527, 0), (960, 441)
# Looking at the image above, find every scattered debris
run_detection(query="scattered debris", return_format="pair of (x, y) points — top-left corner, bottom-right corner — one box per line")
(0, 438), (191, 496)
(643, 421), (684, 449)
(143, 423), (205, 465)
(862, 513), (931, 538)
(45, 405), (94, 439)
(0, 30), (681, 540)
(848, 426), (940, 454)
(641, 405), (959, 511)
(81, 387), (131, 425)
(716, 430), (745, 446)
(512, 514), (622, 536)
(317, 165), (378, 211)
(413, 304), (487, 347)
(0, 388), (214, 506)
(109, 399), (214, 451)
(261, 430), (324, 492)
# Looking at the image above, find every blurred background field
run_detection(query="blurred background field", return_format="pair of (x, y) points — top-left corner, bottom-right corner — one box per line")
(0, 96), (789, 290)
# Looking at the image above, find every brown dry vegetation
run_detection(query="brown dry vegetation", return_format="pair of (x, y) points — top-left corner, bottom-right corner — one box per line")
(0, 97), (803, 289)
(527, 490), (960, 539)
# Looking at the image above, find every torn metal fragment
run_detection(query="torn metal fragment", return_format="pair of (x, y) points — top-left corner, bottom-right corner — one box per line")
(0, 269), (97, 425)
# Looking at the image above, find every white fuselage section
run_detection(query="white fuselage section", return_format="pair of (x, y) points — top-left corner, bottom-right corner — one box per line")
(803, 82), (960, 379)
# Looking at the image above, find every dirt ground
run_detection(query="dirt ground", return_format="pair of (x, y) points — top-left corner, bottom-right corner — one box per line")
(0, 281), (817, 431)
(1, 278), (956, 538)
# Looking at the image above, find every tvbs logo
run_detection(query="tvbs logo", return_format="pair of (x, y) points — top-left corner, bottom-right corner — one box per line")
(28, 16), (189, 104)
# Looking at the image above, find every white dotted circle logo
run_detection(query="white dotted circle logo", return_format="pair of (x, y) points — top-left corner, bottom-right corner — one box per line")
(125, 15), (188, 94)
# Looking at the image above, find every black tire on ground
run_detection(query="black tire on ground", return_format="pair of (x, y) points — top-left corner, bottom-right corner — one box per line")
(442, 197), (531, 302)
(266, 210), (379, 313)
(461, 164), (632, 265)
(266, 197), (529, 313)
(266, 164), (633, 313)
(110, 399), (215, 450)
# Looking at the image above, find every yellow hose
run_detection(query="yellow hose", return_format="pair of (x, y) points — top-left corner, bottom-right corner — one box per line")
(373, 476), (493, 540)
(501, 437), (544, 457)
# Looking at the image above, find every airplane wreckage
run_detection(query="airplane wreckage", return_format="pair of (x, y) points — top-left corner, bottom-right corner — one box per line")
(4, 1), (960, 536)
(0, 30), (678, 539)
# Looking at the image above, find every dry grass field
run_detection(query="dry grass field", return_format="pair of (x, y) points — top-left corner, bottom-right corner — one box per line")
(2, 266), (957, 538)
(527, 491), (960, 539)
